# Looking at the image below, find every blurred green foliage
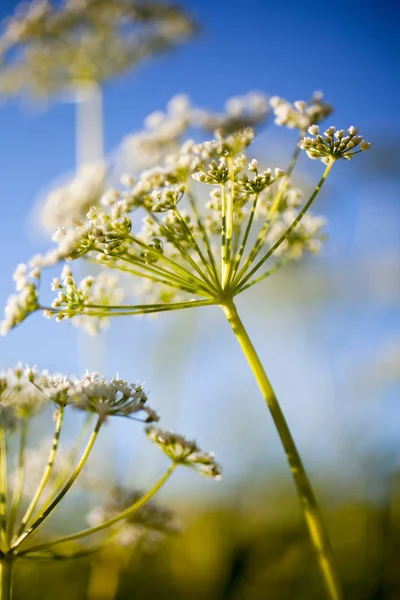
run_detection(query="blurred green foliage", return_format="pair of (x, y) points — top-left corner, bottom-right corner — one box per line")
(12, 478), (400, 600)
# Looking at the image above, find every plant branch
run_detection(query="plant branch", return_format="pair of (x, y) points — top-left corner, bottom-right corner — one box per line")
(221, 299), (343, 600)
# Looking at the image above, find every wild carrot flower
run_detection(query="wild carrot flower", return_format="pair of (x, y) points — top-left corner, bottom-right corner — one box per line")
(2, 91), (371, 600)
(0, 0), (195, 99)
(0, 363), (220, 597)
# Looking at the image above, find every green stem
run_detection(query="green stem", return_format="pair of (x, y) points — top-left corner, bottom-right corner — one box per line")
(115, 250), (209, 295)
(230, 192), (260, 282)
(39, 414), (94, 513)
(94, 257), (205, 297)
(0, 431), (7, 552)
(16, 406), (65, 538)
(8, 422), (28, 541)
(0, 560), (13, 600)
(237, 259), (288, 294)
(238, 158), (335, 291)
(18, 463), (177, 555)
(144, 211), (216, 291)
(11, 417), (102, 550)
(173, 208), (217, 284)
(232, 142), (303, 289)
(221, 299), (343, 600)
(187, 190), (220, 284)
(220, 182), (228, 283)
(223, 159), (235, 287)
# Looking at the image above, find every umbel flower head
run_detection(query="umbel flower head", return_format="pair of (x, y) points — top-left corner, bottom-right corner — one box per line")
(0, 362), (221, 563)
(70, 371), (159, 423)
(38, 91), (271, 235)
(298, 125), (371, 164)
(1, 92), (370, 336)
(0, 0), (195, 99)
(0, 363), (158, 423)
(146, 426), (222, 479)
(86, 485), (177, 548)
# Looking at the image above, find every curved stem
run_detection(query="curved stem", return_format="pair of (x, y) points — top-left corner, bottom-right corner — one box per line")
(237, 158), (334, 291)
(221, 300), (343, 600)
(0, 560), (13, 600)
(173, 207), (216, 283)
(16, 406), (65, 538)
(0, 431), (7, 552)
(18, 463), (177, 555)
(12, 417), (102, 550)
(187, 190), (220, 284)
(38, 413), (94, 514)
(8, 422), (29, 541)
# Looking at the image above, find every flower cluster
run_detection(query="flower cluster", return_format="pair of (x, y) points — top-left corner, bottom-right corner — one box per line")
(47, 265), (125, 335)
(0, 264), (40, 335)
(270, 92), (333, 131)
(193, 91), (269, 135)
(2, 91), (371, 334)
(0, 363), (221, 562)
(119, 92), (269, 173)
(87, 486), (177, 547)
(0, 364), (158, 423)
(70, 371), (158, 423)
(40, 163), (107, 233)
(298, 125), (371, 163)
(146, 426), (222, 479)
(0, 0), (195, 98)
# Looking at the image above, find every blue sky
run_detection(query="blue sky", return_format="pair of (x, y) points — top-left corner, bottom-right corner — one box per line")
(0, 0), (398, 492)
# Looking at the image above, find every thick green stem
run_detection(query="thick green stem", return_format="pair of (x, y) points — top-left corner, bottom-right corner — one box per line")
(0, 560), (13, 600)
(221, 300), (343, 600)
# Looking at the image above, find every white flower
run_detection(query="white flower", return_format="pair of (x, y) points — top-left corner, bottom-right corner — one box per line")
(270, 92), (333, 131)
(298, 125), (371, 163)
(40, 163), (107, 233)
(146, 426), (222, 480)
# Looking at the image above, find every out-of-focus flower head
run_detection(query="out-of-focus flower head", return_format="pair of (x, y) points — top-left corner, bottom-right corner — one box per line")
(0, 0), (195, 99)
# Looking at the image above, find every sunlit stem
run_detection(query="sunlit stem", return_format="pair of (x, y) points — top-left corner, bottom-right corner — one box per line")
(220, 182), (228, 284)
(18, 463), (177, 555)
(104, 254), (209, 297)
(8, 422), (28, 540)
(76, 298), (215, 319)
(16, 406), (65, 538)
(126, 234), (209, 290)
(187, 190), (220, 284)
(12, 417), (103, 550)
(232, 142), (303, 288)
(173, 207), (217, 284)
(114, 248), (208, 294)
(230, 191), (260, 282)
(223, 159), (235, 287)
(40, 413), (94, 511)
(145, 211), (216, 291)
(0, 559), (13, 600)
(221, 299), (343, 600)
(238, 157), (335, 290)
(0, 430), (7, 551)
(237, 259), (288, 294)
(19, 545), (104, 561)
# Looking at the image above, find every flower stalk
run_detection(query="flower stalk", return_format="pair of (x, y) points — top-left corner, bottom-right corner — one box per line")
(0, 366), (221, 599)
(220, 299), (343, 600)
(0, 559), (13, 600)
(1, 91), (371, 599)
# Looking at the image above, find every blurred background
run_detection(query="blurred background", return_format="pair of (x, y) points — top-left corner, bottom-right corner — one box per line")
(0, 0), (399, 598)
